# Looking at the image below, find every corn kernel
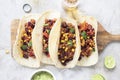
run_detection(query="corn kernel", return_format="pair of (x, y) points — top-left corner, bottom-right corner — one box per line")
(24, 40), (26, 42)
(61, 40), (64, 43)
(65, 48), (68, 51)
(20, 53), (23, 58)
(72, 49), (75, 52)
(63, 47), (65, 49)
(89, 43), (92, 45)
(64, 56), (67, 59)
(24, 33), (27, 36)
(73, 34), (75, 37)
(63, 33), (65, 37)
(65, 37), (68, 41)
(28, 30), (31, 32)
(89, 47), (92, 50)
(73, 40), (76, 43)
(81, 36), (83, 39)
(74, 44), (76, 47)
(62, 60), (64, 63)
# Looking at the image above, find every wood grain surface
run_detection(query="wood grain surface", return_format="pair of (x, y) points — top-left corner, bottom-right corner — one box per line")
(11, 20), (120, 54)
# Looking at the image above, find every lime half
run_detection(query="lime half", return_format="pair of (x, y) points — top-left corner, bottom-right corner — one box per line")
(104, 56), (116, 69)
(91, 74), (105, 80)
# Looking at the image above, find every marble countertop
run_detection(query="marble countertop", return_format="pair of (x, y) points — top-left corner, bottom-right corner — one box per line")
(0, 0), (120, 80)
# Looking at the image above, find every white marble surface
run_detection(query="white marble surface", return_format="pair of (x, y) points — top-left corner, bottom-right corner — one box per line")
(0, 0), (120, 80)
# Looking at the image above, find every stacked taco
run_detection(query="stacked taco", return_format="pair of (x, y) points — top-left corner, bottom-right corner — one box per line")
(32, 11), (61, 65)
(13, 10), (98, 68)
(13, 14), (41, 68)
(72, 11), (98, 66)
(49, 17), (80, 68)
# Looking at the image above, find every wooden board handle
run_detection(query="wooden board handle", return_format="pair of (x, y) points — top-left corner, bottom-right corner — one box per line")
(110, 34), (120, 42)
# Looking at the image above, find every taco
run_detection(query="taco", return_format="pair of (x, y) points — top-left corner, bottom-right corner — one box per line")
(72, 11), (98, 66)
(49, 17), (80, 68)
(32, 11), (61, 65)
(13, 14), (40, 68)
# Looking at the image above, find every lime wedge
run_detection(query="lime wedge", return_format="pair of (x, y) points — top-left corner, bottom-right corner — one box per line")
(104, 56), (116, 69)
(91, 74), (105, 80)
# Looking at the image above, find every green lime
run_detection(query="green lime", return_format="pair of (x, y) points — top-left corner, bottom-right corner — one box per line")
(91, 74), (105, 80)
(104, 56), (116, 69)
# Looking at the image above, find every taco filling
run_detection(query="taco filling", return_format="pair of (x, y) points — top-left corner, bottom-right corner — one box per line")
(20, 19), (36, 59)
(58, 22), (76, 66)
(43, 19), (56, 57)
(78, 21), (95, 60)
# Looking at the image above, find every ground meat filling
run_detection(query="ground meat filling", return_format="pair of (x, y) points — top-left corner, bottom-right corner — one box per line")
(58, 22), (76, 66)
(43, 19), (56, 57)
(20, 19), (36, 59)
(78, 21), (95, 60)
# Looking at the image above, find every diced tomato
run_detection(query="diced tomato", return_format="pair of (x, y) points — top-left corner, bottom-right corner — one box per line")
(47, 53), (50, 57)
(43, 32), (49, 38)
(29, 52), (35, 57)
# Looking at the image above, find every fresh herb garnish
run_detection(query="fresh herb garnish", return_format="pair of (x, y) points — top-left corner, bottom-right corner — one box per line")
(28, 41), (32, 47)
(93, 48), (95, 52)
(81, 31), (87, 40)
(67, 40), (73, 46)
(47, 30), (50, 34)
(70, 28), (75, 33)
(43, 23), (49, 26)
(21, 45), (27, 51)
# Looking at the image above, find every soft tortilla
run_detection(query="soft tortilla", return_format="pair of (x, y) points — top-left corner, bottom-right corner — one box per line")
(32, 10), (61, 65)
(49, 17), (80, 68)
(13, 14), (41, 68)
(72, 11), (98, 66)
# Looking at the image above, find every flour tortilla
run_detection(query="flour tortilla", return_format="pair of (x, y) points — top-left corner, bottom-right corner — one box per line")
(13, 14), (41, 68)
(72, 11), (98, 66)
(49, 17), (80, 68)
(32, 11), (61, 65)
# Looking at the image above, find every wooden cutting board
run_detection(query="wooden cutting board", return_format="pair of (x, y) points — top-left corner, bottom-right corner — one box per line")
(11, 19), (120, 54)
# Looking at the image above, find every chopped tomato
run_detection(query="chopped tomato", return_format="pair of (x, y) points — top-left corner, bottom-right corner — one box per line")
(43, 32), (49, 38)
(47, 54), (50, 57)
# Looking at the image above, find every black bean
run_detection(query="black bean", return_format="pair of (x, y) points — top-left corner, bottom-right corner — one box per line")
(61, 22), (67, 28)
(28, 22), (34, 28)
(23, 53), (28, 59)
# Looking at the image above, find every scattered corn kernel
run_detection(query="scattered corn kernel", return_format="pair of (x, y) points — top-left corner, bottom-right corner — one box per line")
(5, 49), (9, 54)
